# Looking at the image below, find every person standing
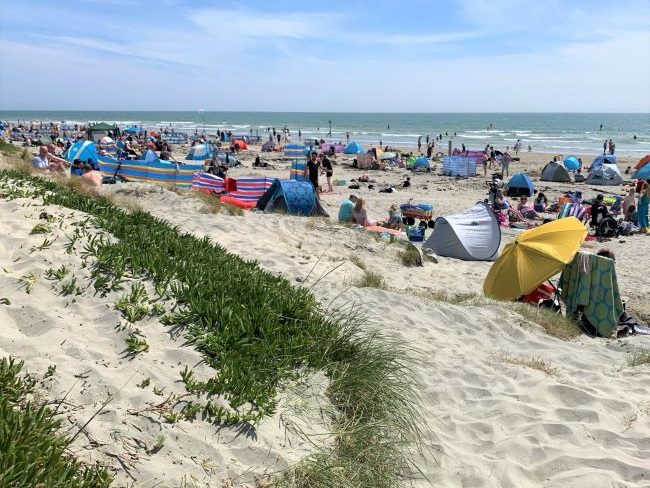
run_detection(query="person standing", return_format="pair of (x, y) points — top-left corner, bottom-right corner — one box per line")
(610, 139), (615, 155)
(417, 136), (422, 152)
(298, 129), (302, 141)
(305, 153), (320, 191)
(346, 132), (350, 144)
(501, 150), (512, 178)
(638, 181), (650, 233)
(603, 139), (607, 155)
(320, 154), (333, 192)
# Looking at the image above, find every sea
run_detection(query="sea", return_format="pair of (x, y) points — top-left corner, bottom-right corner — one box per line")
(1, 111), (649, 157)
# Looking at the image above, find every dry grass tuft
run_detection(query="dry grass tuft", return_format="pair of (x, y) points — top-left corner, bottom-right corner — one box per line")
(512, 303), (582, 341)
(628, 348), (650, 367)
(353, 269), (386, 289)
(399, 243), (422, 267)
(430, 291), (486, 305)
(504, 354), (560, 377)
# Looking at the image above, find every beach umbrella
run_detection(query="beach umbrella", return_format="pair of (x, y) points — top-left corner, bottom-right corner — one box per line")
(563, 156), (580, 171)
(635, 154), (650, 169)
(483, 217), (587, 300)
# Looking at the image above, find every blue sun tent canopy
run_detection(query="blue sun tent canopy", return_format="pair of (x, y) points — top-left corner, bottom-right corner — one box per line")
(65, 140), (98, 165)
(505, 172), (534, 197)
(186, 143), (213, 161)
(563, 156), (580, 171)
(589, 154), (616, 172)
(413, 156), (431, 170)
(633, 164), (650, 180)
(344, 142), (364, 154)
(124, 126), (139, 134)
(256, 179), (328, 216)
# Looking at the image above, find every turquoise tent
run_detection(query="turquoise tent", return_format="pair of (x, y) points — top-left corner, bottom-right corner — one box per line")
(633, 164), (650, 180)
(256, 179), (328, 216)
(344, 142), (364, 154)
(65, 140), (98, 165)
(563, 156), (580, 171)
(413, 156), (431, 170)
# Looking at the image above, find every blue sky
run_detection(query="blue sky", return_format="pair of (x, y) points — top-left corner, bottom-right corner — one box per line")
(1, 0), (649, 112)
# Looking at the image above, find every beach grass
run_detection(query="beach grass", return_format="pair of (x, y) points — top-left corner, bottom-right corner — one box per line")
(353, 269), (387, 289)
(431, 291), (485, 305)
(504, 355), (560, 377)
(0, 166), (424, 486)
(628, 348), (650, 367)
(399, 242), (422, 267)
(0, 356), (112, 488)
(513, 303), (582, 341)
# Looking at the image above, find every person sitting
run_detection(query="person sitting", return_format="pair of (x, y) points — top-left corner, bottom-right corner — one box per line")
(352, 198), (376, 226)
(624, 204), (638, 225)
(493, 189), (510, 210)
(534, 192), (548, 213)
(338, 194), (357, 223)
(402, 176), (411, 188)
(623, 186), (636, 215)
(80, 163), (102, 187)
(381, 204), (403, 230)
(517, 195), (541, 220)
(609, 195), (623, 216)
(253, 155), (269, 168)
(32, 145), (68, 172)
(70, 159), (85, 176)
(590, 194), (609, 229)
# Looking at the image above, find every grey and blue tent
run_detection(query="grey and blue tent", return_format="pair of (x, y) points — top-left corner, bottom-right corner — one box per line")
(505, 172), (534, 197)
(256, 179), (328, 216)
(423, 203), (500, 261)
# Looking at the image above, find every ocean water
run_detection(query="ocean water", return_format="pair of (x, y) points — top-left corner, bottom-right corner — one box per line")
(1, 111), (649, 156)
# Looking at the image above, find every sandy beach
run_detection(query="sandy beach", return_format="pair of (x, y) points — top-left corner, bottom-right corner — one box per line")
(1, 144), (649, 488)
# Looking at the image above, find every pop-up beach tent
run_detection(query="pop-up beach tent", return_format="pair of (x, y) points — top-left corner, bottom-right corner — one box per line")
(413, 156), (431, 171)
(256, 179), (328, 216)
(186, 143), (213, 161)
(586, 163), (623, 185)
(633, 163), (650, 180)
(423, 203), (500, 261)
(65, 140), (98, 165)
(540, 161), (572, 182)
(344, 142), (364, 154)
(589, 154), (617, 172)
(563, 156), (580, 171)
(505, 172), (535, 197)
(261, 141), (276, 152)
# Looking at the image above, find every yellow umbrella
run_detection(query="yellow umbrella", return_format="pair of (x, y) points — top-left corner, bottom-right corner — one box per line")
(483, 217), (587, 300)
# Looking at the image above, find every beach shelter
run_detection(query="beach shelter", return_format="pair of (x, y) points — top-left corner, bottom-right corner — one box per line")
(483, 217), (587, 300)
(124, 126), (139, 134)
(633, 163), (650, 180)
(505, 172), (535, 197)
(89, 122), (117, 142)
(413, 156), (431, 171)
(586, 163), (623, 185)
(65, 140), (98, 164)
(186, 143), (213, 161)
(540, 161), (572, 182)
(261, 141), (276, 152)
(563, 156), (580, 171)
(442, 155), (477, 177)
(589, 154), (617, 172)
(344, 142), (364, 154)
(255, 179), (328, 216)
(423, 203), (500, 261)
(232, 140), (248, 150)
(635, 155), (650, 170)
(284, 144), (307, 181)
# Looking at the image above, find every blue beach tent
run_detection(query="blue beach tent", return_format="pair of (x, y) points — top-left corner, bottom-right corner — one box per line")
(65, 140), (98, 166)
(186, 143), (213, 161)
(589, 155), (616, 172)
(505, 172), (535, 197)
(124, 126), (139, 134)
(413, 156), (431, 171)
(344, 142), (364, 154)
(563, 156), (580, 171)
(632, 164), (650, 180)
(256, 179), (328, 216)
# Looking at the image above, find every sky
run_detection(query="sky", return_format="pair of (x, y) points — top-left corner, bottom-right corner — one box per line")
(1, 0), (649, 112)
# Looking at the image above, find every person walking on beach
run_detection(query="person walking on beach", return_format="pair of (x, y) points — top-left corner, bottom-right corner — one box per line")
(501, 150), (512, 178)
(603, 140), (607, 155)
(346, 132), (350, 144)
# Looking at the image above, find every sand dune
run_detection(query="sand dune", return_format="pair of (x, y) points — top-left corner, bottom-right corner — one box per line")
(1, 148), (649, 487)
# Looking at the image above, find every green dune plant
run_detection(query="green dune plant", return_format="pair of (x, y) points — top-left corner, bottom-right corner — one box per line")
(0, 357), (112, 487)
(0, 168), (425, 487)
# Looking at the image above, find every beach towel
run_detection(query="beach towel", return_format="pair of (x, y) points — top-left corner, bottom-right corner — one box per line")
(559, 251), (623, 337)
(364, 225), (404, 236)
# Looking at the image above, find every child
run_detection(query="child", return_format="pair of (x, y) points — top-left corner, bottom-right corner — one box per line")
(624, 204), (638, 225)
(384, 204), (403, 230)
